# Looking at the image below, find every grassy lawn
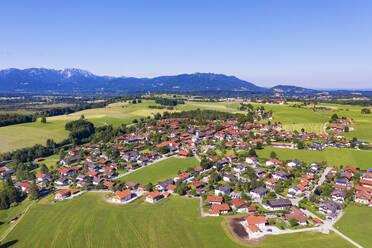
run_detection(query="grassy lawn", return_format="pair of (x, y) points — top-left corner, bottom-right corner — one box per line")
(0, 199), (32, 237)
(257, 147), (372, 170)
(120, 157), (199, 184)
(2, 193), (353, 248)
(334, 205), (372, 248)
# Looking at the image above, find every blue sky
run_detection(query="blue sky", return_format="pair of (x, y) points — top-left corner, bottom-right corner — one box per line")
(0, 0), (371, 88)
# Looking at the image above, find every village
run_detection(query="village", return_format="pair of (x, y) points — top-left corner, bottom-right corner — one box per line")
(1, 107), (372, 241)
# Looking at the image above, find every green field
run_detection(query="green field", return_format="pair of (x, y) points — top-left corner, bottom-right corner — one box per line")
(334, 206), (372, 248)
(2, 193), (353, 248)
(0, 199), (32, 237)
(257, 147), (372, 170)
(120, 157), (199, 184)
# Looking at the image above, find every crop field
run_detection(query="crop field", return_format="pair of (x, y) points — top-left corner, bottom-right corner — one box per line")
(120, 157), (199, 184)
(2, 193), (353, 248)
(334, 205), (372, 248)
(257, 147), (372, 170)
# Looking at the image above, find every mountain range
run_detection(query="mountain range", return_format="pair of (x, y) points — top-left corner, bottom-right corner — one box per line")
(0, 68), (366, 96)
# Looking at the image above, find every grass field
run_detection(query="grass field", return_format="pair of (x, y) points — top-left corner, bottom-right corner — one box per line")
(334, 205), (372, 248)
(0, 199), (32, 237)
(2, 193), (353, 248)
(120, 157), (199, 184)
(257, 147), (372, 170)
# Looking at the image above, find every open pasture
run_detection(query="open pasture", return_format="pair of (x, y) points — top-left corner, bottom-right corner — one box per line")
(120, 157), (199, 185)
(2, 193), (353, 248)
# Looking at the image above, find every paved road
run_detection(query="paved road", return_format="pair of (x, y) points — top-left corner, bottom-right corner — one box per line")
(331, 227), (364, 248)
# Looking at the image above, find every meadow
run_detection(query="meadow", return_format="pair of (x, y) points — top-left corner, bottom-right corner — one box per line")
(257, 147), (372, 170)
(334, 205), (372, 248)
(2, 193), (353, 248)
(120, 157), (199, 184)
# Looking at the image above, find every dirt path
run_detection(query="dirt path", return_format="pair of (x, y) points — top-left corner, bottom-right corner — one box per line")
(0, 201), (34, 243)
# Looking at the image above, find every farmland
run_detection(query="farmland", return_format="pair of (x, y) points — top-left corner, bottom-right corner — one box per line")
(1, 99), (372, 154)
(257, 147), (372, 170)
(0, 100), (244, 153)
(334, 205), (372, 248)
(2, 193), (353, 248)
(120, 157), (199, 185)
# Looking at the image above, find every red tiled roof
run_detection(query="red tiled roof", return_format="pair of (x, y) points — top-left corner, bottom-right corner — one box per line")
(207, 196), (223, 203)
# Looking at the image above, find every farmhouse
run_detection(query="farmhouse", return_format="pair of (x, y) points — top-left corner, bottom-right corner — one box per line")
(112, 189), (133, 203)
(146, 191), (163, 203)
(55, 189), (70, 200)
(245, 215), (267, 232)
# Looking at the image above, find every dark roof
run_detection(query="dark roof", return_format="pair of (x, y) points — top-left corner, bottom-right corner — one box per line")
(267, 199), (292, 208)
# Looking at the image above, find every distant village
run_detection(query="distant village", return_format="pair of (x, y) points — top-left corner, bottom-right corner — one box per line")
(1, 106), (371, 240)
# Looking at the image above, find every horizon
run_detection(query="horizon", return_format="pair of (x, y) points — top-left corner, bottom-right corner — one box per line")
(1, 0), (372, 88)
(2, 66), (372, 91)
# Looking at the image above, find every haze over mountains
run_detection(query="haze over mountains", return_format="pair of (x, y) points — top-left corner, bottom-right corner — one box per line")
(0, 68), (361, 95)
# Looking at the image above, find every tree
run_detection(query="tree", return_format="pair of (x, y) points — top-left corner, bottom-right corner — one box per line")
(29, 180), (39, 200)
(145, 183), (153, 192)
(40, 164), (49, 174)
(361, 108), (371, 114)
(41, 116), (47, 123)
(330, 114), (339, 122)
(289, 218), (298, 227)
(270, 151), (277, 159)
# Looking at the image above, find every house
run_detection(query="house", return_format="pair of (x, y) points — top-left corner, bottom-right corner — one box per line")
(156, 179), (174, 191)
(223, 174), (237, 183)
(331, 189), (347, 203)
(284, 207), (307, 226)
(272, 171), (287, 180)
(125, 181), (139, 189)
(54, 177), (71, 185)
(194, 166), (204, 174)
(112, 189), (133, 203)
(287, 160), (300, 167)
(209, 203), (230, 216)
(360, 179), (372, 189)
(355, 191), (372, 205)
(250, 187), (267, 199)
(215, 185), (231, 196)
(174, 172), (191, 182)
(230, 197), (250, 213)
(266, 159), (282, 167)
(245, 215), (267, 232)
(178, 150), (189, 158)
(266, 199), (292, 211)
(55, 189), (70, 200)
(233, 163), (248, 173)
(287, 186), (302, 197)
(246, 157), (258, 165)
(93, 176), (104, 185)
(76, 174), (88, 181)
(229, 192), (241, 199)
(319, 200), (341, 215)
(145, 191), (163, 203)
(35, 173), (51, 182)
(207, 195), (223, 205)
